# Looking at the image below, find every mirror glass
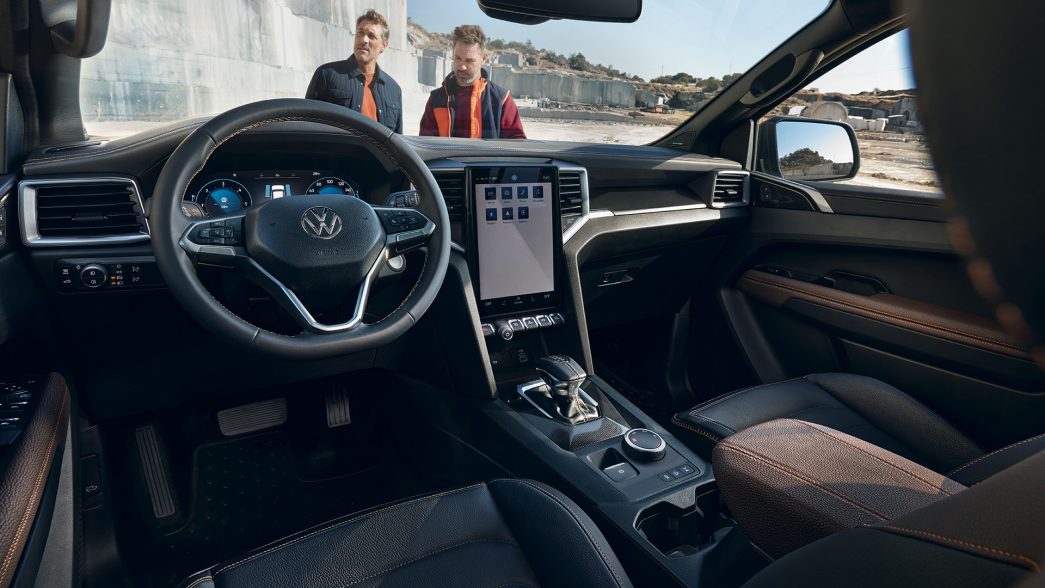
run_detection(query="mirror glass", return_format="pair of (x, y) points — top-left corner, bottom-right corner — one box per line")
(776, 121), (856, 180)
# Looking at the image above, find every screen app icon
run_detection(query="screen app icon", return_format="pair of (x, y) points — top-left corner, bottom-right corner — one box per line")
(486, 208), (497, 221)
(502, 207), (514, 220)
(517, 186), (528, 199)
(485, 187), (496, 200)
(533, 185), (544, 199)
(518, 206), (529, 219)
(501, 187), (513, 199)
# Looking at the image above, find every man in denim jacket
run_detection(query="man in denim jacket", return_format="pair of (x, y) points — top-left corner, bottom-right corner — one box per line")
(307, 9), (403, 133)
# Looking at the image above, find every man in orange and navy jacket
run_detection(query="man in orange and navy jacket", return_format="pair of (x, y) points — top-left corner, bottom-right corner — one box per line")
(419, 25), (526, 139)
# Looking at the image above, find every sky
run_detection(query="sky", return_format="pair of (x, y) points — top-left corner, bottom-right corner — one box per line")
(408, 0), (915, 93)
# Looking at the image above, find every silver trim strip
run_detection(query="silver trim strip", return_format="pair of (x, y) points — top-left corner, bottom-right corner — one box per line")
(751, 171), (834, 213)
(19, 176), (151, 247)
(558, 164), (590, 244)
(614, 203), (708, 215)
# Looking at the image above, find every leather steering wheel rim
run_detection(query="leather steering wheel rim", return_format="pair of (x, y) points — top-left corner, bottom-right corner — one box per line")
(150, 98), (450, 360)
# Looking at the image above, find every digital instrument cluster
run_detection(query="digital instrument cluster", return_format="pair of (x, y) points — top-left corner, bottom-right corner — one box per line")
(182, 170), (362, 217)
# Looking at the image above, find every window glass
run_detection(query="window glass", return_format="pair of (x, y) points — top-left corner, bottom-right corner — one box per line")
(81, 0), (829, 143)
(763, 30), (939, 192)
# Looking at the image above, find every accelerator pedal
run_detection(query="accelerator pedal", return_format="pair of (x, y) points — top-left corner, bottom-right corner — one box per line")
(326, 387), (352, 428)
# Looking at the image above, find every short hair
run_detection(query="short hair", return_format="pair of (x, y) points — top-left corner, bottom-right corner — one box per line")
(452, 25), (486, 51)
(356, 9), (390, 42)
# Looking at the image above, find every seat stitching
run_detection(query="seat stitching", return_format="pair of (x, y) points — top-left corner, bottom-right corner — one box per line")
(796, 421), (959, 496)
(215, 482), (486, 575)
(0, 391), (68, 582)
(716, 443), (891, 520)
(744, 275), (1025, 354)
(875, 525), (1040, 572)
(334, 539), (523, 588)
(501, 480), (626, 588)
(947, 432), (1045, 477)
(182, 575), (213, 588)
(671, 415), (722, 442)
(686, 413), (737, 434)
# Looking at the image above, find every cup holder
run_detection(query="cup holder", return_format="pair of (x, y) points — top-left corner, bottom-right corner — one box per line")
(635, 488), (730, 557)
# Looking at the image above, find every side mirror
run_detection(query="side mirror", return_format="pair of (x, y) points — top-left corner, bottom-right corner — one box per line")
(48, 0), (111, 58)
(758, 116), (860, 181)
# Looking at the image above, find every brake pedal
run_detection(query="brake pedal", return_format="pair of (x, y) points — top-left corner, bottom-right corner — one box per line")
(326, 387), (352, 428)
(135, 425), (176, 519)
(217, 398), (288, 436)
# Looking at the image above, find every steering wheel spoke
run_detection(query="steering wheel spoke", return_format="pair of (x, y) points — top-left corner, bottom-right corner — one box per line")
(373, 206), (437, 255)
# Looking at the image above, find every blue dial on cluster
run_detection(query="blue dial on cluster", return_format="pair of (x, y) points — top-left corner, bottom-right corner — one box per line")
(195, 180), (251, 216)
(307, 177), (355, 196)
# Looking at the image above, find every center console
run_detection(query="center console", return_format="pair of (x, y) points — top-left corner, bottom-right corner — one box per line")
(453, 160), (764, 586)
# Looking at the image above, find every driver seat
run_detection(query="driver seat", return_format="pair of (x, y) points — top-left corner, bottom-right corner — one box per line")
(178, 479), (632, 588)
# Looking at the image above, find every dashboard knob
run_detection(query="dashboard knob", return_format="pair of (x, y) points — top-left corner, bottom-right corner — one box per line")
(623, 428), (666, 462)
(493, 320), (514, 341)
(79, 264), (108, 288)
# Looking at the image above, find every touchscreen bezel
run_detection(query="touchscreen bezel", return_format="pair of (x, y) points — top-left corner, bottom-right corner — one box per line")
(466, 165), (562, 318)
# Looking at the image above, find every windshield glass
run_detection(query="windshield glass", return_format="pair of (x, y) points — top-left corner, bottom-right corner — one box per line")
(80, 0), (829, 143)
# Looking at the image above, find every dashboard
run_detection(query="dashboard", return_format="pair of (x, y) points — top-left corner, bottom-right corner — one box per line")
(184, 170), (364, 218)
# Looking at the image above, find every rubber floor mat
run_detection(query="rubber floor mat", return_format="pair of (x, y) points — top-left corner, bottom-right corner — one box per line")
(132, 430), (428, 587)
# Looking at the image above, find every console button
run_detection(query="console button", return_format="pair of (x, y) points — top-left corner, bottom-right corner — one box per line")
(507, 319), (524, 331)
(549, 313), (565, 325)
(623, 428), (667, 462)
(536, 315), (553, 327)
(602, 462), (638, 482)
(657, 472), (675, 482)
(481, 323), (495, 337)
(679, 464), (696, 476)
(511, 347), (531, 365)
(522, 317), (539, 330)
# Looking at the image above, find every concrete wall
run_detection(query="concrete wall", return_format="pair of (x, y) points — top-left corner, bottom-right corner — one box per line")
(490, 67), (635, 107)
(80, 0), (640, 127)
(80, 0), (426, 122)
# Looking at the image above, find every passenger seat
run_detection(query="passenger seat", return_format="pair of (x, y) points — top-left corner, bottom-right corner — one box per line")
(672, 373), (1045, 485)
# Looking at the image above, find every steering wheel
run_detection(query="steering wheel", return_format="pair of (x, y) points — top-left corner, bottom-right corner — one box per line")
(150, 99), (450, 359)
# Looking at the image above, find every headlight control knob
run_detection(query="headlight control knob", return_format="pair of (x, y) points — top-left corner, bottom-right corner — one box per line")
(80, 264), (108, 288)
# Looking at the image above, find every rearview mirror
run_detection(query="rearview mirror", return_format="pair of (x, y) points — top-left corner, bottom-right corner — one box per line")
(476, 0), (641, 24)
(758, 117), (860, 181)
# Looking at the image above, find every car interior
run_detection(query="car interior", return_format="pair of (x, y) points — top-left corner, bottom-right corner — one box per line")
(1, 0), (1044, 587)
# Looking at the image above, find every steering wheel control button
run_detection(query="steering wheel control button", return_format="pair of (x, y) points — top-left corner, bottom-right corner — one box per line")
(602, 462), (638, 483)
(79, 264), (108, 288)
(623, 428), (667, 462)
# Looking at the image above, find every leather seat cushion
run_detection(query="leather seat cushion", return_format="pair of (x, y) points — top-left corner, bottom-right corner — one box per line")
(180, 479), (632, 588)
(674, 373), (984, 474)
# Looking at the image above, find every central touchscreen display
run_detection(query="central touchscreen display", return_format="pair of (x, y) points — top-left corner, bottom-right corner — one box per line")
(471, 167), (558, 313)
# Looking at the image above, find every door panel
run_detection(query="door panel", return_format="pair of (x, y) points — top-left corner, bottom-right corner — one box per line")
(714, 207), (1045, 451)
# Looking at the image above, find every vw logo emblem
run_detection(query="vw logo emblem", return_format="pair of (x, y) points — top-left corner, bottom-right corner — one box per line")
(301, 207), (342, 239)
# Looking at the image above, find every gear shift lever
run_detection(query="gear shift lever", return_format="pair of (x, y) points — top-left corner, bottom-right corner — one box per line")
(534, 355), (600, 425)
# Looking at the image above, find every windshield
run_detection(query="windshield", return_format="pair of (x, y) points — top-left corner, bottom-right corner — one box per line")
(80, 0), (829, 143)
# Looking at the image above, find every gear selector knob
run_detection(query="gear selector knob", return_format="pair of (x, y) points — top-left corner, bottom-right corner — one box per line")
(535, 355), (587, 397)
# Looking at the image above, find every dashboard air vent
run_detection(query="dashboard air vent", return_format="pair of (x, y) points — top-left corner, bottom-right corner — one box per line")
(433, 170), (465, 223)
(22, 178), (149, 245)
(558, 171), (584, 216)
(710, 171), (749, 208)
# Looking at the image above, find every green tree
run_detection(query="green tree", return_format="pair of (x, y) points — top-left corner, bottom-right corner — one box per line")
(568, 53), (590, 71)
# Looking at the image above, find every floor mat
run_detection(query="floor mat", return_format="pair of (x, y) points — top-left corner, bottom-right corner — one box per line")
(122, 427), (432, 587)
